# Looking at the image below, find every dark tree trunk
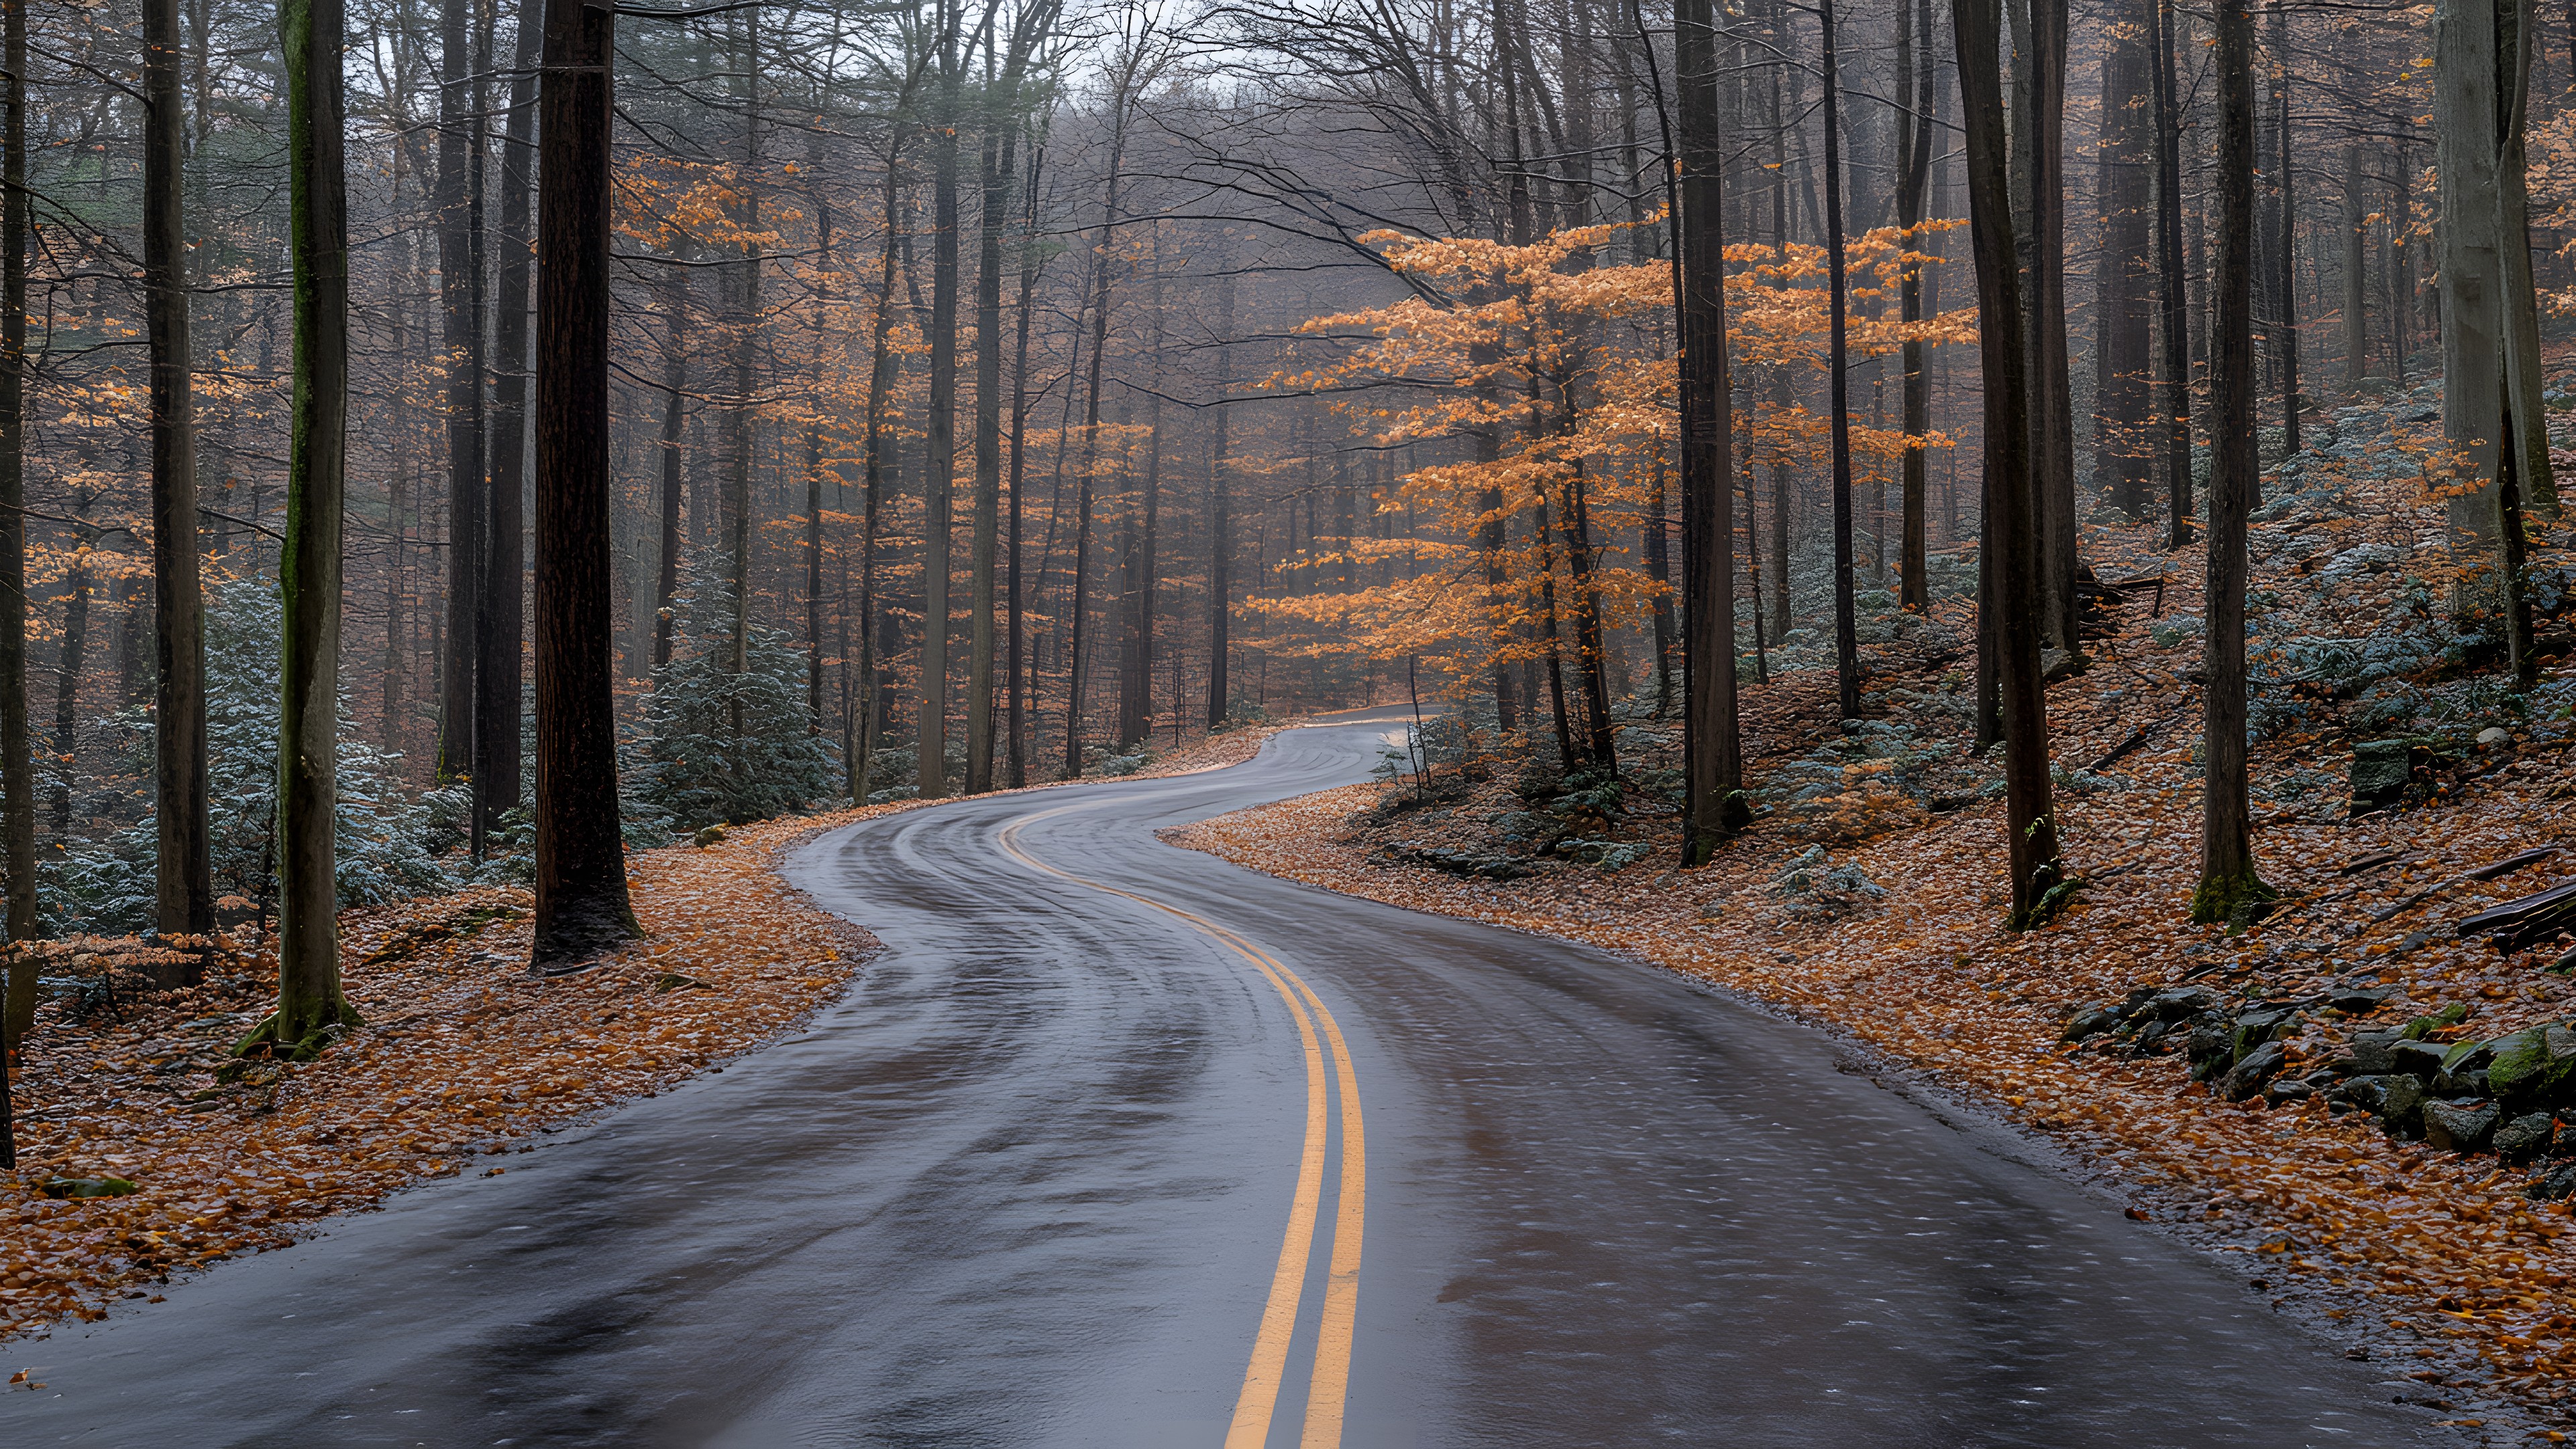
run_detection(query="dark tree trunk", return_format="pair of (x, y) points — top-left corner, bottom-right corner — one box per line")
(51, 558), (86, 834)
(2267, 3), (2302, 458)
(265, 0), (359, 1046)
(1896, 0), (1935, 611)
(1674, 0), (1748, 855)
(652, 256), (687, 669)
(0, 0), (25, 1106)
(435, 0), (480, 796)
(529, 0), (635, 967)
(2151, 0), (2196, 545)
(145, 0), (209, 947)
(1205, 231), (1234, 731)
(2194, 0), (2271, 922)
(1955, 0), (2068, 928)
(2095, 0), (2155, 523)
(1823, 0), (1860, 719)
(479, 0), (539, 833)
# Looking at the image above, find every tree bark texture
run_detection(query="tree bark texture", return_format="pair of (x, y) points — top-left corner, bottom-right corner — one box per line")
(1955, 0), (2068, 927)
(2195, 0), (2269, 924)
(530, 0), (636, 967)
(146, 0), (209, 947)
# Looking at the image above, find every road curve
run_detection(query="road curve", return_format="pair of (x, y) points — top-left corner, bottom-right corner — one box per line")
(5, 710), (2432, 1448)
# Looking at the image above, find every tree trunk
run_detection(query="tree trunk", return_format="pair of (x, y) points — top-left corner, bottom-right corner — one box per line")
(1065, 75), (1135, 778)
(529, 0), (635, 968)
(653, 254), (687, 669)
(1674, 0), (1748, 856)
(2436, 0), (2536, 647)
(1955, 0), (2068, 927)
(2194, 0), (2271, 923)
(51, 557), (85, 835)
(966, 116), (1006, 790)
(2028, 0), (2080, 651)
(917, 32), (961, 798)
(2151, 0), (2195, 545)
(2263, 4), (2300, 460)
(435, 0), (479, 793)
(726, 11), (762, 757)
(804, 173), (833, 732)
(1205, 229), (1234, 731)
(1007, 123), (1045, 787)
(144, 0), (209, 947)
(0, 0), (30, 1006)
(2499, 0), (2560, 517)
(264, 0), (360, 1048)
(2095, 0), (2155, 524)
(480, 0), (539, 830)
(1896, 0), (1935, 610)
(1823, 0), (1860, 719)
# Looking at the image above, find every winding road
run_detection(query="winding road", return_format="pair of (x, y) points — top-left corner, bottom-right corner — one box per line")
(7, 710), (2432, 1446)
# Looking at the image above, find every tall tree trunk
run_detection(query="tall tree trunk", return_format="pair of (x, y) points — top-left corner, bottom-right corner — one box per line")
(1896, 0), (1935, 610)
(1065, 72), (1136, 778)
(2499, 0), (2560, 516)
(918, 30), (961, 798)
(805, 174), (833, 732)
(529, 0), (635, 967)
(145, 0), (209, 949)
(2194, 0), (2271, 922)
(727, 11), (762, 755)
(52, 557), (86, 834)
(1117, 226), (1165, 749)
(1955, 0), (2068, 927)
(2267, 5), (2301, 460)
(2151, 0), (2196, 545)
(653, 254), (688, 669)
(967, 111), (1006, 791)
(1007, 123), (1046, 787)
(854, 119), (909, 802)
(1823, 0), (1861, 719)
(1205, 229), (1234, 731)
(1673, 0), (1748, 856)
(263, 0), (359, 1048)
(2023, 0), (2080, 651)
(435, 0), (480, 792)
(0, 0), (32, 1014)
(480, 0), (539, 828)
(2095, 0), (2155, 524)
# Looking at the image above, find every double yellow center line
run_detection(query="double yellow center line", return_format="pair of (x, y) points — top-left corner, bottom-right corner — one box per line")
(996, 805), (1365, 1448)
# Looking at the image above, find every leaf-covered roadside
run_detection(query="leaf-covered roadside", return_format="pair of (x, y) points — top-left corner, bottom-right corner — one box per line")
(1180, 776), (2576, 1438)
(0, 710), (1281, 1348)
(0, 806), (888, 1344)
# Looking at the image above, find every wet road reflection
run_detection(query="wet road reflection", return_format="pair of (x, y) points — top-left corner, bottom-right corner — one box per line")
(5, 710), (2430, 1447)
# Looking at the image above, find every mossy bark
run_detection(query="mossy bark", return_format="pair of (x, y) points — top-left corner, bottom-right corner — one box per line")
(274, 0), (356, 1042)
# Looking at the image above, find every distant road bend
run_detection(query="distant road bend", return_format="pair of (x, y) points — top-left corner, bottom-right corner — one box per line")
(8, 709), (2432, 1447)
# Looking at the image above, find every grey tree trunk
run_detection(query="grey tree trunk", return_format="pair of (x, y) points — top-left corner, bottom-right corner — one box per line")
(2194, 0), (2272, 924)
(918, 25), (962, 798)
(2435, 0), (2544, 680)
(264, 0), (360, 1051)
(145, 0), (209, 950)
(435, 0), (480, 795)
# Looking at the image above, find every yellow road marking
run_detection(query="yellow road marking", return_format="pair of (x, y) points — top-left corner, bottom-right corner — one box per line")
(994, 805), (1364, 1449)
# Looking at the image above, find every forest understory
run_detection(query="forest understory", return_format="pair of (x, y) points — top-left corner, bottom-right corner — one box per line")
(0, 720), (1279, 1354)
(1180, 371), (2576, 1442)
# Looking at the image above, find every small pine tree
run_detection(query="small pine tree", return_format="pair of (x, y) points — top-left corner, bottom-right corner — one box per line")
(45, 578), (451, 934)
(631, 551), (838, 835)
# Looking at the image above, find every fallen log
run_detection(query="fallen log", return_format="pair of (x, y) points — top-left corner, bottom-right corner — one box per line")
(2457, 873), (2576, 954)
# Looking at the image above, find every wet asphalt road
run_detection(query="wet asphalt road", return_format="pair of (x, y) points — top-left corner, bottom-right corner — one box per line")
(4, 710), (2435, 1448)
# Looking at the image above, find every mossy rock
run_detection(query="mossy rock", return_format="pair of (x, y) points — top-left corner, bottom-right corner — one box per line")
(2487, 1022), (2576, 1108)
(40, 1176), (137, 1199)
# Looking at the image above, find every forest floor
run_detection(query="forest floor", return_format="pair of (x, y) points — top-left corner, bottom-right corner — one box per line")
(0, 715), (1285, 1349)
(1179, 384), (2576, 1442)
